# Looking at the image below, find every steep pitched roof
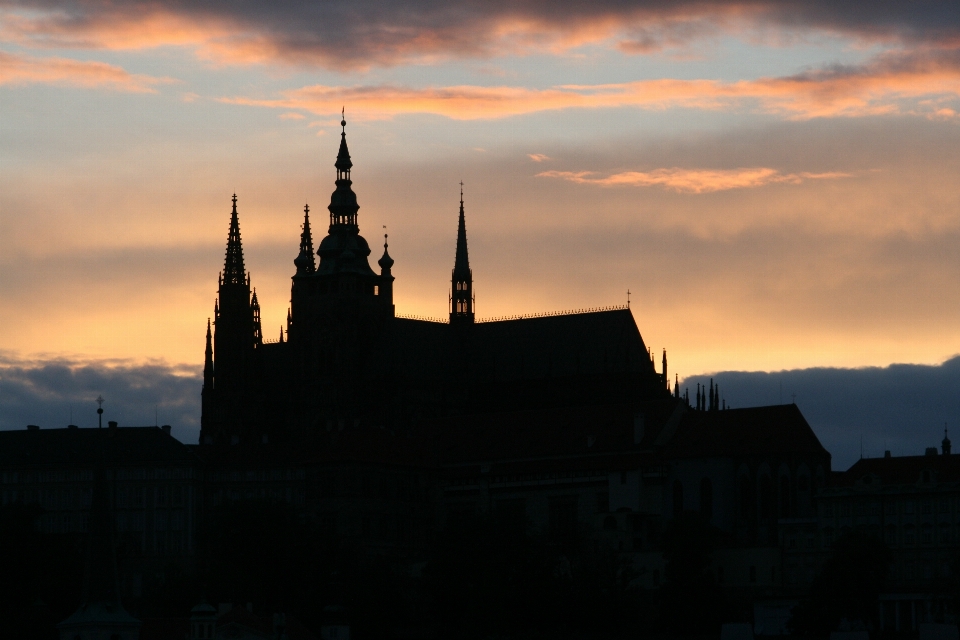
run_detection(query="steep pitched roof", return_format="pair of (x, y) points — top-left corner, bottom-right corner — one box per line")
(662, 404), (830, 460)
(385, 308), (660, 383)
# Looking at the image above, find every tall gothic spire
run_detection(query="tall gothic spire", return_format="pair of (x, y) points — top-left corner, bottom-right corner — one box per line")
(453, 184), (470, 281)
(295, 203), (316, 275)
(450, 183), (474, 324)
(203, 318), (213, 389)
(223, 194), (246, 285)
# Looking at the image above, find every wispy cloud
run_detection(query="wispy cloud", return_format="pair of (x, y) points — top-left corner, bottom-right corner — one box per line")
(218, 49), (960, 121)
(527, 153), (550, 162)
(537, 167), (852, 193)
(0, 50), (172, 92)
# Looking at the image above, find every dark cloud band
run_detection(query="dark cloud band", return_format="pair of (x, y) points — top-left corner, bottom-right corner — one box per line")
(2, 1), (959, 67)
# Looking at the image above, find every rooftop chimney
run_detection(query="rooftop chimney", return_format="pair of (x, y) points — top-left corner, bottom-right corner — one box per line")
(884, 450), (891, 458)
(161, 425), (171, 436)
(27, 424), (39, 431)
(925, 447), (938, 457)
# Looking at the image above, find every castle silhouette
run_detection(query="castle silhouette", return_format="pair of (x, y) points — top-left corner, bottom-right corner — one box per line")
(200, 116), (674, 449)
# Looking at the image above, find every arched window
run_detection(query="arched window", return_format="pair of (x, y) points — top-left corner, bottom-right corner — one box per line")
(672, 480), (684, 517)
(700, 478), (713, 518)
(780, 475), (792, 518)
(739, 477), (755, 522)
(759, 475), (773, 521)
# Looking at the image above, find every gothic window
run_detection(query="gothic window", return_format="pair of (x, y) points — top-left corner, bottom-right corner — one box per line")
(759, 476), (773, 521)
(700, 478), (713, 518)
(779, 476), (791, 518)
(739, 477), (755, 522)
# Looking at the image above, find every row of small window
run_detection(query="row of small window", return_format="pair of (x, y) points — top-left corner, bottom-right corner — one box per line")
(2, 470), (93, 484)
(3, 489), (91, 507)
(115, 485), (187, 508)
(210, 488), (305, 506)
(116, 510), (185, 532)
(115, 467), (194, 481)
(118, 531), (187, 556)
(39, 512), (89, 534)
(822, 496), (960, 518)
(206, 469), (306, 482)
(822, 523), (959, 547)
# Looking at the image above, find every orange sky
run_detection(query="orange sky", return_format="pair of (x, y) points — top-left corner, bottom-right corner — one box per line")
(2, 0), (960, 384)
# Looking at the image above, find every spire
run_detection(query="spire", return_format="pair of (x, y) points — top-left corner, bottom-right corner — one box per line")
(279, 325), (284, 343)
(450, 182), (474, 324)
(662, 349), (668, 390)
(251, 289), (262, 346)
(378, 233), (394, 273)
(674, 374), (679, 398)
(203, 318), (213, 389)
(328, 112), (360, 230)
(223, 194), (246, 286)
(944, 425), (952, 455)
(453, 183), (470, 279)
(335, 109), (353, 179)
(295, 204), (316, 275)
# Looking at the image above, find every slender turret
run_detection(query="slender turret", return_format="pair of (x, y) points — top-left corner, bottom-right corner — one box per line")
(295, 204), (316, 275)
(450, 183), (474, 324)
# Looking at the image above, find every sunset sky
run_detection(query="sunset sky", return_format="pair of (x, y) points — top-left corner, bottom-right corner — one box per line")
(3, 2), (960, 460)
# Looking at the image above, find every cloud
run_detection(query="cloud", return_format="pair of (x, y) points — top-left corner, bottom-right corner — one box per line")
(278, 112), (305, 120)
(527, 153), (550, 162)
(0, 50), (172, 91)
(537, 167), (852, 192)
(683, 356), (960, 470)
(0, 354), (201, 443)
(219, 49), (960, 121)
(1, 1), (958, 70)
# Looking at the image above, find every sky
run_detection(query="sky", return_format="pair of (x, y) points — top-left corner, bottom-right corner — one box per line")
(2, 1), (960, 465)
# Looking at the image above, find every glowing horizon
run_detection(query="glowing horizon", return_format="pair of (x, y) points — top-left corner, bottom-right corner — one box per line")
(3, 0), (960, 386)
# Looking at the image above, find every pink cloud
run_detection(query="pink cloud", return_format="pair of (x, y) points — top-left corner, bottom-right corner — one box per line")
(0, 51), (172, 92)
(218, 50), (960, 121)
(537, 167), (853, 193)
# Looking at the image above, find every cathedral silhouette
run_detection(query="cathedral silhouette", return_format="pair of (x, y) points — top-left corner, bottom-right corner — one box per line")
(200, 116), (673, 449)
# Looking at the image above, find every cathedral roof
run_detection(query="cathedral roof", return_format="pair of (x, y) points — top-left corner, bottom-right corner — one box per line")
(386, 308), (657, 382)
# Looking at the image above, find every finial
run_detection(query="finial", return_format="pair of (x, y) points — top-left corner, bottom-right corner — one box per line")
(232, 193), (237, 209)
(459, 180), (464, 204)
(304, 203), (309, 216)
(341, 107), (346, 133)
(627, 289), (631, 308)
